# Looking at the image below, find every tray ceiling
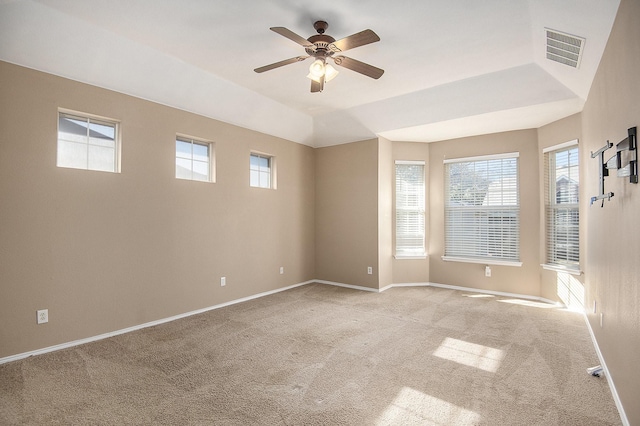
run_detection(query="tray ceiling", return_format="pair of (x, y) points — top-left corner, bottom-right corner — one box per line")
(0, 0), (621, 146)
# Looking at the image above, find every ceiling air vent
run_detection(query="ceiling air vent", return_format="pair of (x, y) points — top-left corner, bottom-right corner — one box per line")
(545, 28), (585, 68)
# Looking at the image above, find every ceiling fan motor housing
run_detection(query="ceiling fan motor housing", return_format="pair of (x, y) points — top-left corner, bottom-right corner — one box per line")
(307, 21), (336, 58)
(313, 20), (329, 34)
(306, 34), (336, 57)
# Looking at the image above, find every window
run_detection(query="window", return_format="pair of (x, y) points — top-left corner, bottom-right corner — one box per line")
(544, 142), (579, 269)
(250, 153), (274, 189)
(57, 111), (119, 172)
(176, 136), (214, 182)
(395, 161), (426, 258)
(444, 153), (520, 265)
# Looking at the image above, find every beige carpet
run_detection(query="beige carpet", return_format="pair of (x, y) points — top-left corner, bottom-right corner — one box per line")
(0, 283), (621, 425)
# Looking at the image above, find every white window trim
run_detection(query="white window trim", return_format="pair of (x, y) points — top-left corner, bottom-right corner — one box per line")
(250, 151), (277, 189)
(175, 134), (215, 183)
(395, 160), (426, 258)
(442, 256), (523, 267)
(396, 160), (425, 165)
(541, 263), (582, 275)
(443, 152), (520, 164)
(542, 139), (578, 154)
(57, 108), (121, 173)
(395, 255), (428, 260)
(544, 139), (580, 269)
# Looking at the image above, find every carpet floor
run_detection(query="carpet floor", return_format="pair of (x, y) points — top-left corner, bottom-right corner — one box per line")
(0, 283), (621, 425)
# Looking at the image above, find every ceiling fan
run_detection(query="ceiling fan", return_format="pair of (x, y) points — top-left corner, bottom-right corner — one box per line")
(254, 20), (384, 93)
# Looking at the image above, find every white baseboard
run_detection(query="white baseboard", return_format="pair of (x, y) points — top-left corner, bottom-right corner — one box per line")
(324, 279), (564, 311)
(583, 313), (629, 426)
(0, 280), (313, 365)
(426, 281), (562, 306)
(314, 279), (380, 293)
(380, 280), (561, 307)
(379, 282), (431, 292)
(0, 278), (572, 366)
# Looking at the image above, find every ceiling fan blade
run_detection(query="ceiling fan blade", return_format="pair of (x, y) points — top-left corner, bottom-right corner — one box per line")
(333, 56), (384, 79)
(254, 56), (309, 73)
(270, 27), (315, 50)
(329, 29), (380, 53)
(311, 74), (324, 93)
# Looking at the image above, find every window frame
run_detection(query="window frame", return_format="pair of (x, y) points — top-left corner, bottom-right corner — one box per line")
(175, 135), (215, 183)
(542, 140), (580, 273)
(250, 152), (276, 189)
(57, 109), (120, 173)
(395, 160), (427, 259)
(442, 152), (522, 267)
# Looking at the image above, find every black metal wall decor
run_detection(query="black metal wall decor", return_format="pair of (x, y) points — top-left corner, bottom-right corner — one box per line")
(590, 126), (637, 207)
(611, 127), (638, 183)
(590, 141), (614, 206)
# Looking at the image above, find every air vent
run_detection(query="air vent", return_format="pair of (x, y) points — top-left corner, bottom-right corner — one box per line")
(545, 28), (585, 68)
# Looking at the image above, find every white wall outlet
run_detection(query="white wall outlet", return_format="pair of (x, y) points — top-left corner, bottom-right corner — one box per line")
(220, 277), (226, 287)
(485, 266), (491, 277)
(367, 266), (373, 275)
(280, 266), (284, 275)
(37, 309), (48, 324)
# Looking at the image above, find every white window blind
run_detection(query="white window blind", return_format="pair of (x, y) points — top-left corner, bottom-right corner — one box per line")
(545, 144), (579, 267)
(395, 161), (425, 257)
(444, 153), (520, 263)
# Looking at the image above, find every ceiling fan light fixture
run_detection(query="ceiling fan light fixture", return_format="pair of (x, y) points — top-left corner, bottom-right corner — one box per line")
(306, 72), (322, 83)
(325, 64), (339, 82)
(308, 58), (325, 78)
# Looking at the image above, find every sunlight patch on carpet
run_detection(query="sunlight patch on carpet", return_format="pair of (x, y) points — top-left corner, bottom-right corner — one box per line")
(497, 299), (557, 309)
(432, 337), (504, 373)
(377, 386), (480, 425)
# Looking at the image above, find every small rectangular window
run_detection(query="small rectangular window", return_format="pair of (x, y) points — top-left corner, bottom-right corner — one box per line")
(545, 143), (579, 268)
(176, 136), (214, 182)
(57, 111), (119, 172)
(395, 161), (426, 258)
(250, 153), (274, 189)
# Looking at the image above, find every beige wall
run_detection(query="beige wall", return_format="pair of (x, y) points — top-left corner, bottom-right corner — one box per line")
(315, 137), (429, 290)
(0, 62), (316, 358)
(378, 137), (394, 289)
(536, 113), (585, 306)
(581, 0), (640, 422)
(428, 130), (542, 297)
(391, 141), (430, 284)
(315, 139), (380, 289)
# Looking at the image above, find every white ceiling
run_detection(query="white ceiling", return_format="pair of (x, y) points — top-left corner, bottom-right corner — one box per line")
(0, 0), (621, 147)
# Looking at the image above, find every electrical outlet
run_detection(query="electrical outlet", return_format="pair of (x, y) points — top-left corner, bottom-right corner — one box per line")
(220, 277), (226, 287)
(37, 309), (48, 324)
(485, 266), (491, 277)
(367, 266), (373, 275)
(280, 266), (284, 275)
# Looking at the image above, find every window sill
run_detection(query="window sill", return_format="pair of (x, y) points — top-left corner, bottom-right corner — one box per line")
(441, 256), (523, 267)
(541, 264), (582, 276)
(394, 254), (428, 260)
